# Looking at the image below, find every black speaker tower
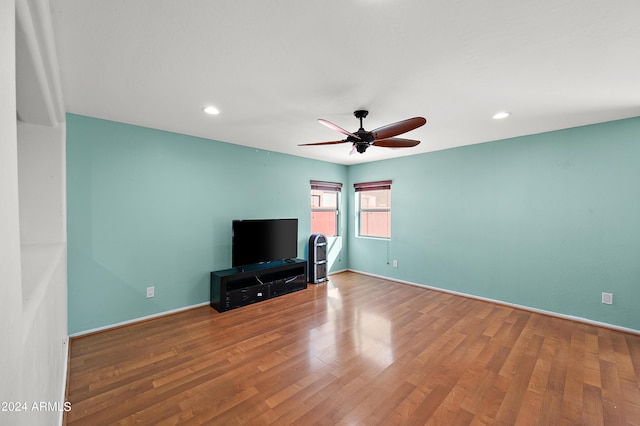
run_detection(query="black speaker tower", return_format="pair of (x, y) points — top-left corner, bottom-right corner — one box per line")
(308, 234), (328, 284)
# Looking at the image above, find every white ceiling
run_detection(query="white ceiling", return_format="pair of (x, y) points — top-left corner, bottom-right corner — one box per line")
(48, 0), (640, 165)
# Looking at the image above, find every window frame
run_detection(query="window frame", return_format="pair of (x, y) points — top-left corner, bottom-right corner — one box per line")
(310, 180), (342, 237)
(354, 180), (392, 239)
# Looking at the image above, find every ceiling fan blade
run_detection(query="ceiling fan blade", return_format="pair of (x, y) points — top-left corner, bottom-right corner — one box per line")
(372, 138), (421, 148)
(318, 119), (361, 140)
(298, 140), (348, 146)
(371, 117), (426, 140)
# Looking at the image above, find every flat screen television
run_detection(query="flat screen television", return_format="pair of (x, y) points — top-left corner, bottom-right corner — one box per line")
(232, 218), (298, 268)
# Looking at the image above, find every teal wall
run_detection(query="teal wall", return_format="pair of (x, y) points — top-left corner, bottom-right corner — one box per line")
(68, 114), (640, 334)
(348, 117), (640, 331)
(66, 114), (347, 334)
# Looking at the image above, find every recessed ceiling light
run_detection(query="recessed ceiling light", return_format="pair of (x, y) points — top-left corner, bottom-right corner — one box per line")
(492, 111), (510, 120)
(203, 106), (220, 115)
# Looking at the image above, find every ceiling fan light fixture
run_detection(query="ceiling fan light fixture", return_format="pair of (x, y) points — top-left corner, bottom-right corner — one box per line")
(492, 111), (510, 120)
(203, 105), (220, 115)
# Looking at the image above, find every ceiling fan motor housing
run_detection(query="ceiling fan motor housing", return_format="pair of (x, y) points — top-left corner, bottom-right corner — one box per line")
(348, 125), (375, 153)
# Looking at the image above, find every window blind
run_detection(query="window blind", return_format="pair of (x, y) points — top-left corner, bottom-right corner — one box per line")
(311, 180), (342, 192)
(353, 180), (392, 192)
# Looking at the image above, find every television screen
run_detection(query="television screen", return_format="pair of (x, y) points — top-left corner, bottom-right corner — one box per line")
(232, 219), (298, 268)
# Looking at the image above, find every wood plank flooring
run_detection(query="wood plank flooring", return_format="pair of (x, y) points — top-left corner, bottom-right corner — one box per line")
(65, 272), (640, 425)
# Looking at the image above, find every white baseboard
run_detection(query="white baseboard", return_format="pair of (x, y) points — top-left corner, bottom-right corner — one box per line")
(348, 269), (640, 336)
(69, 270), (638, 338)
(69, 272), (350, 338)
(69, 302), (211, 338)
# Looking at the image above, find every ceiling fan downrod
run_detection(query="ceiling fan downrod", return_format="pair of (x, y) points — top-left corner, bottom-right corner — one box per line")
(354, 109), (368, 130)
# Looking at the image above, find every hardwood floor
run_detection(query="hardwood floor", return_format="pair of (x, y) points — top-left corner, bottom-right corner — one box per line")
(65, 272), (640, 425)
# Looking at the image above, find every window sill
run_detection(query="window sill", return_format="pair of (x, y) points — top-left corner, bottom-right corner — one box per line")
(356, 235), (390, 241)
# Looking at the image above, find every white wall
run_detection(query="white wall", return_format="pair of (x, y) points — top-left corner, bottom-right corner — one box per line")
(0, 0), (25, 415)
(17, 122), (68, 426)
(18, 122), (66, 244)
(1, 1), (69, 425)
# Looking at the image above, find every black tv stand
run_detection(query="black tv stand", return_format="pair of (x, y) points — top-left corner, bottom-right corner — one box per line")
(210, 259), (307, 312)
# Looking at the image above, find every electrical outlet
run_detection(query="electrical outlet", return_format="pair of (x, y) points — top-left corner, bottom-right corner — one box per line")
(393, 260), (398, 268)
(146, 286), (155, 298)
(602, 292), (613, 305)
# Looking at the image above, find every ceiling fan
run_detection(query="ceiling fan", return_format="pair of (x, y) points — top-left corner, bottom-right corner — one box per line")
(299, 110), (427, 154)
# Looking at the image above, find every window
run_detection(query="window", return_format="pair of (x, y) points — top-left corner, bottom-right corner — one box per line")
(310, 180), (342, 237)
(355, 180), (391, 239)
